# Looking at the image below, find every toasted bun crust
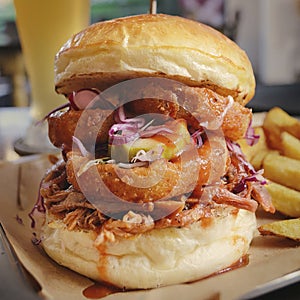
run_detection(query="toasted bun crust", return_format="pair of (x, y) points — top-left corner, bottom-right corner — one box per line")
(54, 14), (255, 106)
(42, 207), (256, 289)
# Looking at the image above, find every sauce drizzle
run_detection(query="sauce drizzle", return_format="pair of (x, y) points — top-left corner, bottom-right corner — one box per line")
(83, 255), (249, 298)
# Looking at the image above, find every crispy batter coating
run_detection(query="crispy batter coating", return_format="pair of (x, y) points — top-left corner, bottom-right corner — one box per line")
(125, 86), (251, 141)
(65, 143), (215, 205)
(65, 135), (231, 213)
(48, 86), (251, 152)
(48, 108), (114, 151)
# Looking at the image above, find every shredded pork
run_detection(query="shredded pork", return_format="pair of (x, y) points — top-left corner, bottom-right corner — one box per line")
(40, 145), (273, 238)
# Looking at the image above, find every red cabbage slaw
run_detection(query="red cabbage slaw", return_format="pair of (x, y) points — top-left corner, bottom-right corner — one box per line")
(245, 119), (260, 146)
(42, 88), (261, 174)
(39, 88), (110, 123)
(226, 139), (267, 194)
(108, 106), (174, 146)
(42, 87), (257, 150)
(72, 106), (176, 169)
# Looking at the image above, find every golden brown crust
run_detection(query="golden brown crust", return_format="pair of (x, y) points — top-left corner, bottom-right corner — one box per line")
(48, 85), (252, 153)
(48, 108), (114, 150)
(65, 145), (211, 206)
(124, 86), (252, 141)
(55, 14), (255, 105)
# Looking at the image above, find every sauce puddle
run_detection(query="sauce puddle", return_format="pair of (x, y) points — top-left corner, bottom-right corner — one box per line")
(83, 282), (122, 299)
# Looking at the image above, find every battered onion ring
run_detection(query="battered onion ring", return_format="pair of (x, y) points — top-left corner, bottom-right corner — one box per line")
(66, 148), (202, 204)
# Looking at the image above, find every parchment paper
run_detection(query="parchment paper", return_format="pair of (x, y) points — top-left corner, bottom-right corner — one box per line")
(0, 154), (299, 300)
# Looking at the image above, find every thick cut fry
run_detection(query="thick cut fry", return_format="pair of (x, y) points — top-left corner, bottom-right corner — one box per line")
(265, 182), (300, 217)
(258, 218), (300, 241)
(238, 126), (279, 170)
(249, 109), (300, 221)
(250, 149), (279, 170)
(263, 107), (300, 150)
(263, 153), (300, 192)
(281, 131), (300, 160)
(238, 127), (268, 163)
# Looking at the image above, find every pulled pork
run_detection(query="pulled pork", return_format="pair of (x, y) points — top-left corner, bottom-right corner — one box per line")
(39, 142), (274, 239)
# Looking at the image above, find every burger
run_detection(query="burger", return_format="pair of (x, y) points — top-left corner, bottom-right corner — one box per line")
(33, 14), (274, 289)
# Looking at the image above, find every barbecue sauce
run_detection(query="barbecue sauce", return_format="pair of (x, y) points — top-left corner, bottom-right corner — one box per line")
(215, 254), (249, 275)
(83, 282), (121, 299)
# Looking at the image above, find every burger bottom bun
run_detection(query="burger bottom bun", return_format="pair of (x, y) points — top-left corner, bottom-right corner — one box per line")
(42, 207), (256, 289)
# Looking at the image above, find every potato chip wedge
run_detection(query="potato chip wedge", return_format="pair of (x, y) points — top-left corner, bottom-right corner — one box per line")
(265, 181), (300, 217)
(258, 218), (300, 241)
(263, 107), (300, 150)
(263, 153), (300, 192)
(281, 131), (300, 160)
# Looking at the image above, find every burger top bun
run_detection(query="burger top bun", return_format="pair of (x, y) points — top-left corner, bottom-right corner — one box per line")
(54, 14), (255, 106)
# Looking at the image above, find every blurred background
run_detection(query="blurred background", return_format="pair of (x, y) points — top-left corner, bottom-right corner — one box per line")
(0, 0), (299, 113)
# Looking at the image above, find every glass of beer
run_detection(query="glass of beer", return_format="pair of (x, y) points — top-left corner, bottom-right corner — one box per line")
(13, 0), (90, 152)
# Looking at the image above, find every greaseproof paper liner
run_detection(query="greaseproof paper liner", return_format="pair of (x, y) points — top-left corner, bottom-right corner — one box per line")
(0, 154), (299, 300)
